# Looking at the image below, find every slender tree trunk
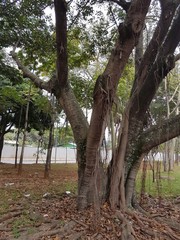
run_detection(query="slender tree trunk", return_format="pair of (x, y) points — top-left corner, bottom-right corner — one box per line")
(44, 121), (54, 178)
(175, 137), (180, 166)
(164, 142), (169, 172)
(36, 137), (41, 164)
(15, 131), (20, 168)
(140, 156), (148, 205)
(15, 106), (23, 168)
(0, 134), (4, 162)
(175, 90), (180, 166)
(169, 139), (175, 171)
(18, 84), (31, 175)
(164, 78), (170, 171)
(0, 116), (7, 163)
(36, 134), (43, 164)
(109, 138), (127, 209)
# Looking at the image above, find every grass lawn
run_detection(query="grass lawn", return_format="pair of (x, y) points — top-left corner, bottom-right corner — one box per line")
(136, 163), (180, 198)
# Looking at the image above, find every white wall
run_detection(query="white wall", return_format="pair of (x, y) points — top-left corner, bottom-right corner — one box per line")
(2, 144), (77, 164)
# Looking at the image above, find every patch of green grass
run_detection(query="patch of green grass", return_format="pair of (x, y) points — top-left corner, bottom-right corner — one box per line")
(0, 201), (9, 215)
(63, 181), (78, 194)
(0, 188), (22, 215)
(136, 164), (180, 198)
(44, 180), (78, 197)
(50, 163), (78, 171)
(12, 213), (34, 239)
(27, 227), (36, 235)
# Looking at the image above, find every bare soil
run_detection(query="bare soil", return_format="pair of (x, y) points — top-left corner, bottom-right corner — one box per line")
(0, 163), (180, 240)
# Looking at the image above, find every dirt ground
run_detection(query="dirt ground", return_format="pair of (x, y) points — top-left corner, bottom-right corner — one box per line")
(0, 163), (180, 240)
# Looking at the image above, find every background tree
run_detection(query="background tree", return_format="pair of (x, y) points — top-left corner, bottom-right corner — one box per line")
(0, 66), (52, 165)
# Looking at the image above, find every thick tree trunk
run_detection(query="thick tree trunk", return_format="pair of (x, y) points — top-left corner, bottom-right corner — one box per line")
(54, 0), (89, 190)
(123, 118), (144, 204)
(78, 0), (151, 210)
(107, 113), (144, 209)
(122, 4), (180, 207)
(124, 113), (180, 207)
(57, 87), (88, 191)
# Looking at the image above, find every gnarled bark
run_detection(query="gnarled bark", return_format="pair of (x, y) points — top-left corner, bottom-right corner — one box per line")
(109, 1), (180, 209)
(78, 0), (151, 210)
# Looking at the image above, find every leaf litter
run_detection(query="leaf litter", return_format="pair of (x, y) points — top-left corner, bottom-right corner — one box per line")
(0, 163), (180, 240)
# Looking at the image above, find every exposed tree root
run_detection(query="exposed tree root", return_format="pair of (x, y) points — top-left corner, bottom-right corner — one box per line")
(174, 197), (180, 205)
(0, 227), (12, 232)
(0, 211), (22, 223)
(72, 218), (89, 229)
(68, 230), (86, 240)
(0, 196), (180, 239)
(155, 217), (180, 232)
(127, 209), (180, 240)
(25, 220), (77, 240)
(115, 210), (136, 240)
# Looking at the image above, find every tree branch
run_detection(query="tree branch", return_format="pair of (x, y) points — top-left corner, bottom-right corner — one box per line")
(129, 4), (180, 119)
(142, 114), (180, 153)
(54, 0), (68, 90)
(68, 0), (90, 29)
(5, 122), (14, 134)
(175, 53), (180, 62)
(108, 0), (131, 12)
(10, 51), (53, 92)
(131, 0), (179, 94)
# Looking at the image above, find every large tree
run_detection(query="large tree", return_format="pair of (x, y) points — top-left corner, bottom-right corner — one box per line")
(4, 0), (180, 215)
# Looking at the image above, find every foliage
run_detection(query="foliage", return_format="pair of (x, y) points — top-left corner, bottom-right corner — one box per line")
(0, 0), (55, 74)
(0, 63), (52, 149)
(0, 0), (130, 114)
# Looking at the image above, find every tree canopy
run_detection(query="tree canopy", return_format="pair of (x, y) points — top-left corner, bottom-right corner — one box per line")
(1, 2), (180, 238)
